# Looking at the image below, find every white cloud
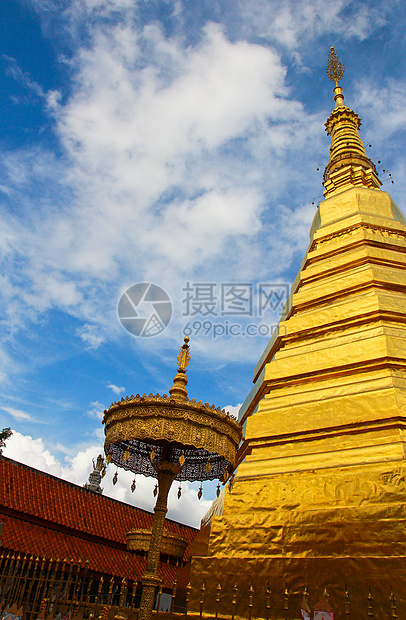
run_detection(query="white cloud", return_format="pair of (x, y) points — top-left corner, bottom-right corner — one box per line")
(3, 431), (62, 475)
(107, 383), (126, 394)
(1, 406), (34, 421)
(223, 404), (242, 419)
(355, 78), (406, 137)
(76, 324), (105, 349)
(87, 400), (105, 419)
(233, 0), (386, 48)
(1, 18), (318, 372)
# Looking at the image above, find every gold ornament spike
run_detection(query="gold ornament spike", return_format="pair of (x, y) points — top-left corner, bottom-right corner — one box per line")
(179, 450), (185, 467)
(177, 336), (191, 372)
(169, 337), (191, 400)
(327, 46), (345, 86)
(284, 585), (289, 612)
(106, 453), (111, 464)
(390, 587), (397, 619)
(367, 587), (374, 618)
(124, 448), (130, 463)
(231, 583), (238, 620)
(150, 448), (155, 462)
(265, 582), (271, 620)
(248, 583), (254, 620)
(185, 582), (192, 607)
(205, 457), (211, 474)
(199, 580), (206, 609)
(215, 582), (221, 619)
(344, 585), (350, 617)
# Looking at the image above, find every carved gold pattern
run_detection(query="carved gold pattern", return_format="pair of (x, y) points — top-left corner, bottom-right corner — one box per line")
(104, 398), (241, 481)
(312, 222), (406, 250)
(126, 529), (188, 558)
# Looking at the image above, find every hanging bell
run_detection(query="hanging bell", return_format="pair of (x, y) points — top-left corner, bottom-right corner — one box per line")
(150, 448), (155, 463)
(101, 466), (106, 479)
(131, 478), (136, 493)
(177, 485), (182, 499)
(216, 483), (221, 498)
(124, 448), (130, 463)
(197, 485), (203, 500)
(153, 483), (158, 497)
(112, 471), (118, 485)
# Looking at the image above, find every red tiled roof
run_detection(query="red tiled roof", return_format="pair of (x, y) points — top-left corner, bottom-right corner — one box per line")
(0, 515), (179, 585)
(0, 457), (198, 587)
(0, 457), (196, 546)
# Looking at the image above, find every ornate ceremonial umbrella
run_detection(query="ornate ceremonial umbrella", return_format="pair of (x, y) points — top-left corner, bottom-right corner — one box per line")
(103, 337), (242, 620)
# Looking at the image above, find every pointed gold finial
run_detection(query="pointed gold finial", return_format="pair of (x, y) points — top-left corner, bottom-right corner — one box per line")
(323, 46), (381, 197)
(169, 337), (191, 400)
(327, 46), (345, 86)
(177, 336), (191, 372)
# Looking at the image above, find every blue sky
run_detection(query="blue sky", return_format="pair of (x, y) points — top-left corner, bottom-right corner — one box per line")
(1, 0), (406, 527)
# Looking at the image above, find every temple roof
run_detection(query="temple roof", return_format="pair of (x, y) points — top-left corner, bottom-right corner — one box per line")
(0, 456), (197, 585)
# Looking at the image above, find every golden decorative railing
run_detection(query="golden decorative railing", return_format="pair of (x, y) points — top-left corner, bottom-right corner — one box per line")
(0, 550), (400, 620)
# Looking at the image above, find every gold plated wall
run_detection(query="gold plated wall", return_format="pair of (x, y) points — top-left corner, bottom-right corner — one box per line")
(189, 183), (406, 618)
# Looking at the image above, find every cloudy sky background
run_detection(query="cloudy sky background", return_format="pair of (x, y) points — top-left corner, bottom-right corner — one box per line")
(1, 0), (406, 527)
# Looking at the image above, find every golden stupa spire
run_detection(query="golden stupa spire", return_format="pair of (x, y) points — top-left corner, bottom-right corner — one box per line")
(323, 46), (381, 197)
(168, 336), (190, 400)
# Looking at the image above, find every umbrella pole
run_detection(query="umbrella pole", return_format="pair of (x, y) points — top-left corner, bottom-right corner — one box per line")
(138, 461), (179, 620)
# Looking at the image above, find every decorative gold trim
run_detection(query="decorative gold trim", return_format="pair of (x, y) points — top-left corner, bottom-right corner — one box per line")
(126, 529), (188, 558)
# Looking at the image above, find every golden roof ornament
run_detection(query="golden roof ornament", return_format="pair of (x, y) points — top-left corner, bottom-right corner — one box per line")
(177, 336), (191, 371)
(169, 336), (190, 400)
(323, 46), (381, 196)
(327, 46), (345, 86)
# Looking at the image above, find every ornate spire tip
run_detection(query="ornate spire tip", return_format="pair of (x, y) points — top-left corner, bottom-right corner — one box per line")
(327, 46), (345, 86)
(177, 336), (191, 372)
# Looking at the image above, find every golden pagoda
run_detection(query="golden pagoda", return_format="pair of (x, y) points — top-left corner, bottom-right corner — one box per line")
(188, 48), (406, 618)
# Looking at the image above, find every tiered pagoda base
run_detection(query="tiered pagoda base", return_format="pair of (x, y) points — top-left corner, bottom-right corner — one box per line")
(188, 185), (406, 619)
